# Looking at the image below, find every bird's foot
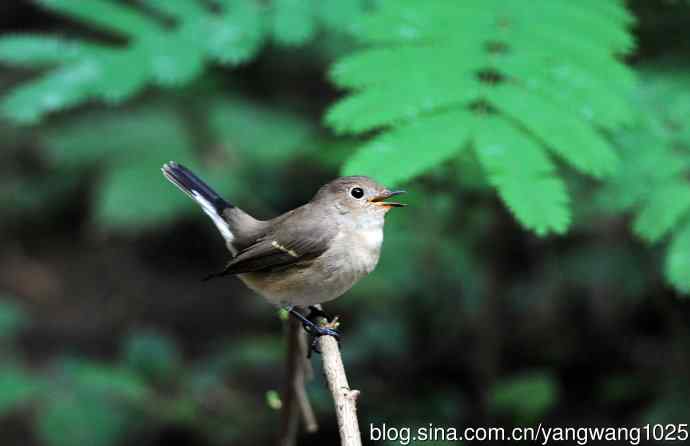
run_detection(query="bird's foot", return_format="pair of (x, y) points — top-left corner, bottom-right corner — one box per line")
(306, 305), (336, 323)
(306, 317), (341, 358)
(284, 306), (341, 357)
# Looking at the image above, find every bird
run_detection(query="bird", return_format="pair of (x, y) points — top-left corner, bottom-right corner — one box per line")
(161, 161), (405, 344)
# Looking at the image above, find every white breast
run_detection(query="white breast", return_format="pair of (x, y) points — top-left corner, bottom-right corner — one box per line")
(361, 228), (384, 250)
(350, 227), (384, 274)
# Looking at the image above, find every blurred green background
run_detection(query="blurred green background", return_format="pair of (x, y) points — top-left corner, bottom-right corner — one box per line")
(1, 0), (690, 445)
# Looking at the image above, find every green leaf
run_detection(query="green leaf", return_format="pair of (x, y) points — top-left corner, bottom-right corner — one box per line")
(327, 0), (634, 235)
(488, 86), (620, 178)
(1, 0), (264, 123)
(138, 0), (207, 19)
(0, 367), (40, 416)
(0, 35), (99, 67)
(665, 221), (690, 294)
(138, 33), (205, 86)
(42, 93), (319, 230)
(44, 104), (188, 167)
(207, 96), (318, 164)
(271, 0), (316, 46)
(633, 182), (690, 243)
(91, 51), (151, 103)
(57, 358), (150, 402)
(474, 115), (570, 235)
(37, 0), (161, 38)
(36, 394), (130, 446)
(326, 45), (480, 134)
(123, 331), (181, 383)
(201, 0), (266, 65)
(205, 336), (283, 370)
(44, 103), (202, 229)
(98, 159), (193, 228)
(1, 0), (353, 122)
(265, 390), (282, 410)
(2, 61), (101, 124)
(600, 63), (690, 294)
(494, 49), (634, 129)
(489, 371), (558, 422)
(316, 0), (366, 33)
(342, 109), (473, 185)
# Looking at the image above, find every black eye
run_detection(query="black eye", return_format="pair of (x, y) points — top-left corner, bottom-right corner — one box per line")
(350, 187), (364, 199)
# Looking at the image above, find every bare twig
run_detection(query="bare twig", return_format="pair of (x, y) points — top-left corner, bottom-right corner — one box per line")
(295, 331), (318, 431)
(279, 317), (318, 446)
(319, 330), (362, 446)
(280, 311), (362, 446)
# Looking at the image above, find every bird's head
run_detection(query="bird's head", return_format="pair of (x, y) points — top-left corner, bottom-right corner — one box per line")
(313, 176), (406, 224)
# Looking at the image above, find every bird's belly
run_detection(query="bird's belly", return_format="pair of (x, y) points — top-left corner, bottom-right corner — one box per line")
(239, 230), (383, 307)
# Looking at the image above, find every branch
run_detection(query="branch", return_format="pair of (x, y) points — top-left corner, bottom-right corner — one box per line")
(319, 328), (362, 446)
(279, 312), (362, 446)
(279, 316), (318, 446)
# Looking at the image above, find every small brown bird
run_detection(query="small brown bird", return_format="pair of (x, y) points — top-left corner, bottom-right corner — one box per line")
(162, 161), (405, 342)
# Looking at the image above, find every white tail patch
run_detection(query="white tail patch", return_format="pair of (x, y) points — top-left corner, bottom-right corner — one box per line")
(191, 190), (236, 252)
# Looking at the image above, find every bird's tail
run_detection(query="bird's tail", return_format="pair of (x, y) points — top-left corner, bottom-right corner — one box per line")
(161, 161), (235, 244)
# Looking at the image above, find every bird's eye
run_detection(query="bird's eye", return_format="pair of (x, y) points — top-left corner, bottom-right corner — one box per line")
(350, 187), (364, 199)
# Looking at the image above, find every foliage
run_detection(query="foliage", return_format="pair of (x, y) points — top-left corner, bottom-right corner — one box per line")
(0, 0), (641, 237)
(123, 330), (181, 383)
(0, 311), (274, 446)
(327, 0), (635, 235)
(36, 392), (130, 446)
(599, 64), (690, 293)
(0, 0), (367, 124)
(489, 371), (558, 423)
(0, 366), (41, 417)
(37, 92), (323, 229)
(0, 298), (26, 340)
(2, 2), (690, 445)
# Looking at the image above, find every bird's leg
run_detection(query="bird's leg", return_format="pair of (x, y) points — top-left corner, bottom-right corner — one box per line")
(284, 306), (340, 357)
(286, 306), (340, 339)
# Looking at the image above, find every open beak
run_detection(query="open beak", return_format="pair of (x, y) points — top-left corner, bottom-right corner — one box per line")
(369, 190), (407, 208)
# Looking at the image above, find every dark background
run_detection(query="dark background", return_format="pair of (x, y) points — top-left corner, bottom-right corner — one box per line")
(1, 1), (690, 445)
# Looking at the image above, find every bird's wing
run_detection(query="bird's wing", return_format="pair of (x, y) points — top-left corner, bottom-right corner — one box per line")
(204, 210), (338, 279)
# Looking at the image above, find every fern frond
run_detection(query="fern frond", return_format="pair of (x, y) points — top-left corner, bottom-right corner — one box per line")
(49, 104), (201, 225)
(601, 64), (690, 294)
(488, 87), (620, 178)
(474, 115), (570, 235)
(581, 0), (636, 28)
(37, 0), (161, 38)
(316, 0), (366, 33)
(3, 62), (102, 124)
(0, 35), (100, 67)
(203, 0), (265, 65)
(138, 33), (205, 85)
(494, 50), (634, 129)
(206, 95), (318, 163)
(44, 102), (190, 167)
(327, 45), (480, 133)
(41, 93), (320, 229)
(1, 0), (258, 123)
(1, 0), (365, 123)
(342, 109), (473, 184)
(633, 182), (690, 243)
(137, 0), (207, 19)
(270, 0), (316, 46)
(327, 0), (634, 235)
